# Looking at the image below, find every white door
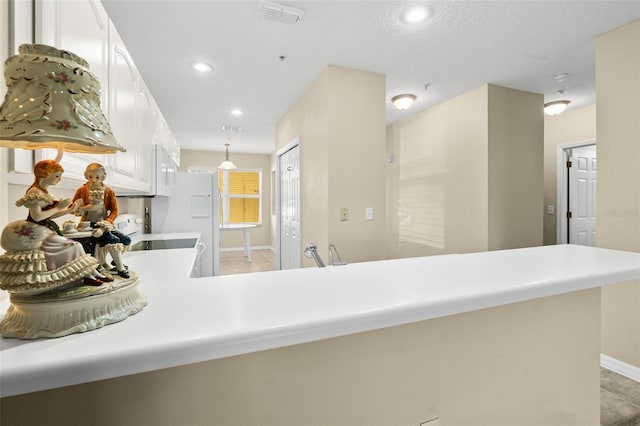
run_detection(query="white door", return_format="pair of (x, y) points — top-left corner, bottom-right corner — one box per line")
(279, 144), (301, 270)
(568, 145), (597, 246)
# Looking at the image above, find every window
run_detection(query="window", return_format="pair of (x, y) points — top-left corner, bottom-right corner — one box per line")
(219, 169), (262, 225)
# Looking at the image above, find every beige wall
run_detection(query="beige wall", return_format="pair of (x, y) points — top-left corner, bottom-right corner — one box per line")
(326, 66), (387, 263)
(274, 65), (386, 265)
(178, 150), (273, 249)
(386, 84), (543, 259)
(596, 20), (640, 368)
(274, 68), (330, 265)
(543, 105), (596, 245)
(386, 85), (489, 258)
(487, 85), (544, 250)
(1, 288), (601, 426)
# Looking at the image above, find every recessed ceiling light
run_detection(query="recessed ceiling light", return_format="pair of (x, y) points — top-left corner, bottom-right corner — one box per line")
(401, 5), (429, 24)
(229, 108), (243, 116)
(192, 62), (213, 72)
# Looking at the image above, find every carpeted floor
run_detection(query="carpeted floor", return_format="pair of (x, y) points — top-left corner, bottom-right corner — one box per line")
(602, 368), (640, 426)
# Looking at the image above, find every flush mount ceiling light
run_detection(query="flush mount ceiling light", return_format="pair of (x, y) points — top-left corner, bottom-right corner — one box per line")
(392, 94), (417, 110)
(218, 143), (237, 170)
(258, 1), (305, 24)
(544, 100), (570, 115)
(401, 5), (429, 24)
(192, 61), (213, 72)
(229, 108), (243, 117)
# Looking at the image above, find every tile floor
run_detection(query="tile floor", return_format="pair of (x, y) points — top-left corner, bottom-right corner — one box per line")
(218, 251), (640, 425)
(218, 249), (276, 275)
(602, 368), (640, 426)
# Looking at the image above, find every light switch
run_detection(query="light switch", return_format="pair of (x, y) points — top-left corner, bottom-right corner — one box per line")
(547, 205), (555, 215)
(365, 207), (374, 220)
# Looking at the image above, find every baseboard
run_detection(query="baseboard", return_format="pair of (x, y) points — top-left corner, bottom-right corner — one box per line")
(601, 353), (640, 382)
(220, 245), (274, 253)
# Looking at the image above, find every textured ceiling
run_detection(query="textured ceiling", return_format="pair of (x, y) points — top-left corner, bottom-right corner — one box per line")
(101, 1), (640, 154)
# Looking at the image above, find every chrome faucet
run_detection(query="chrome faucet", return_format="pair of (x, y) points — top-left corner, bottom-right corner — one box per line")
(304, 243), (326, 267)
(328, 243), (346, 266)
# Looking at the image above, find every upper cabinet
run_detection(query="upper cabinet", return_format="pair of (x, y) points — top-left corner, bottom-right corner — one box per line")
(36, 0), (110, 106)
(34, 0), (111, 183)
(107, 21), (150, 192)
(29, 0), (177, 194)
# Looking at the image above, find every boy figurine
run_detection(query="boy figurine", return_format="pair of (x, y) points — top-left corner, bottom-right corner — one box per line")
(73, 163), (131, 278)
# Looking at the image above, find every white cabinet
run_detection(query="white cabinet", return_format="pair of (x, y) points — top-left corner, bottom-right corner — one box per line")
(136, 81), (156, 190)
(36, 0), (110, 105)
(155, 109), (181, 167)
(154, 144), (176, 197)
(107, 21), (151, 193)
(34, 0), (111, 183)
(118, 144), (176, 197)
(29, 0), (174, 194)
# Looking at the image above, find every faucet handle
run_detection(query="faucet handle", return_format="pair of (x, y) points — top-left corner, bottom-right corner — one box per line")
(328, 243), (347, 266)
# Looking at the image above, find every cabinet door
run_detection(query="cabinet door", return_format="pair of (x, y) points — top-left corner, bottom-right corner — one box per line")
(36, 0), (109, 108)
(157, 112), (181, 167)
(108, 22), (143, 190)
(137, 82), (155, 191)
(34, 0), (111, 183)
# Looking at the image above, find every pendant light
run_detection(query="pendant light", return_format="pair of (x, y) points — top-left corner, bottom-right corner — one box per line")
(218, 143), (237, 169)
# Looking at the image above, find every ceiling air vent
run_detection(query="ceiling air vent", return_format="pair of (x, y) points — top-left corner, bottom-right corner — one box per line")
(258, 1), (304, 24)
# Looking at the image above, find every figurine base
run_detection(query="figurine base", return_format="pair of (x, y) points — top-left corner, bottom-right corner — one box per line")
(0, 271), (146, 339)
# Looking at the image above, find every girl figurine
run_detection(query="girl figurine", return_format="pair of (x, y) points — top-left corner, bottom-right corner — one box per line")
(73, 163), (131, 278)
(0, 160), (111, 293)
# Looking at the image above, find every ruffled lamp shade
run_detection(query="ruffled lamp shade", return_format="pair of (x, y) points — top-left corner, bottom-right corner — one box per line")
(0, 44), (125, 154)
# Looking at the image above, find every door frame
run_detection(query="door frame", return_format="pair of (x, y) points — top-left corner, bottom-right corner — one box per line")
(556, 140), (596, 244)
(275, 136), (300, 270)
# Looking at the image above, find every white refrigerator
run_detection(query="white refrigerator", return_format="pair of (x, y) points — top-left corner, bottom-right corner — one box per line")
(149, 172), (220, 276)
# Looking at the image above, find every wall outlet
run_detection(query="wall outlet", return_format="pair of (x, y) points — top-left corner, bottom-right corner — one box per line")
(340, 208), (349, 221)
(365, 207), (374, 220)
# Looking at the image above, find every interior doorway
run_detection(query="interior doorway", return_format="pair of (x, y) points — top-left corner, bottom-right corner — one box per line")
(277, 138), (301, 270)
(557, 142), (597, 246)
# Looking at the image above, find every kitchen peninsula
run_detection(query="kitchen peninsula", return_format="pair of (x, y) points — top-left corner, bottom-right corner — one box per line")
(1, 244), (640, 425)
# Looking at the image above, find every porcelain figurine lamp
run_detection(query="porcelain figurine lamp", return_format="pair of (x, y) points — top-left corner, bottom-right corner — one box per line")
(0, 44), (146, 339)
(0, 44), (125, 159)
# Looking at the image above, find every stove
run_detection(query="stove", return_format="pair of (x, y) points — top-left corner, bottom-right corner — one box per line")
(114, 214), (144, 236)
(130, 238), (198, 251)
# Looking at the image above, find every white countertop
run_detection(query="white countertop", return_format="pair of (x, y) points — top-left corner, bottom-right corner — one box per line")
(1, 243), (639, 397)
